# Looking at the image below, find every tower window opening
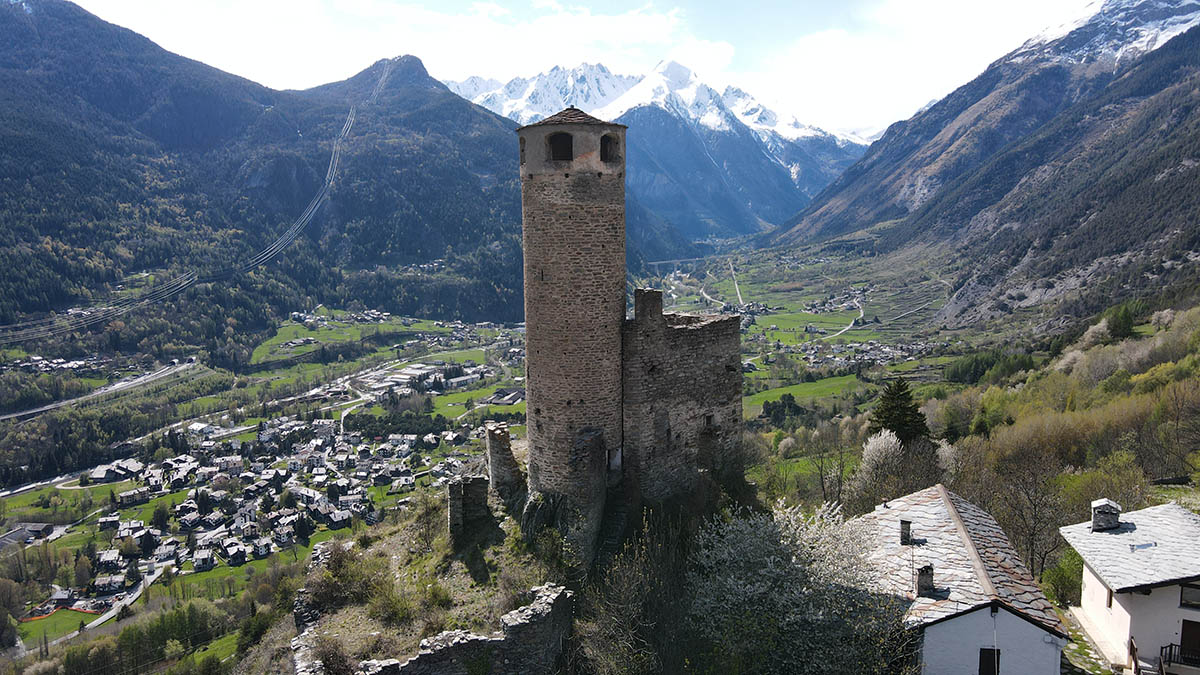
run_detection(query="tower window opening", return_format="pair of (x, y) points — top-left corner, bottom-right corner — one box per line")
(601, 134), (620, 162)
(519, 137), (526, 165)
(548, 132), (573, 161)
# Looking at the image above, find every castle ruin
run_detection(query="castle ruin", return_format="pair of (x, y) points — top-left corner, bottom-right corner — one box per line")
(515, 107), (742, 566)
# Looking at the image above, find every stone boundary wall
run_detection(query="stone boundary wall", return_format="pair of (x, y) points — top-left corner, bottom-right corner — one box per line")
(357, 583), (574, 675)
(622, 289), (743, 504)
(292, 541), (338, 675)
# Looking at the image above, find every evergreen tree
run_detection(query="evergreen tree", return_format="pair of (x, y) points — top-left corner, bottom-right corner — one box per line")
(868, 379), (929, 445)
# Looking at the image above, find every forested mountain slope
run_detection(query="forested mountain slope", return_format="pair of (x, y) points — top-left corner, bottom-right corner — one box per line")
(0, 0), (692, 361)
(773, 0), (1200, 247)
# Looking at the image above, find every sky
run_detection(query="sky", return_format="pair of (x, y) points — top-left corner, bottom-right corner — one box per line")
(71, 0), (1100, 137)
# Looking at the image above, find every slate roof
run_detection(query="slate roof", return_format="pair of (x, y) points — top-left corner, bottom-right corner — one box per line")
(522, 106), (621, 128)
(857, 484), (1066, 636)
(1059, 503), (1200, 592)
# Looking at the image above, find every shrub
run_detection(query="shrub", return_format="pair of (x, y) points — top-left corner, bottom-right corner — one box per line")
(313, 635), (355, 675)
(236, 611), (275, 655)
(1042, 549), (1084, 606)
(368, 582), (414, 627)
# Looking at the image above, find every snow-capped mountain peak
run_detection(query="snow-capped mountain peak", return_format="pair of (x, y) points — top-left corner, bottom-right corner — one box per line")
(442, 61), (867, 236)
(720, 86), (830, 142)
(594, 60), (732, 132)
(444, 63), (639, 125)
(1014, 0), (1200, 66)
(446, 75), (502, 102)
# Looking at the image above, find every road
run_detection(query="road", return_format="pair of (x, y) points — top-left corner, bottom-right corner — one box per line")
(340, 387), (368, 435)
(49, 563), (166, 647)
(0, 362), (197, 422)
(728, 261), (744, 305)
(818, 301), (864, 341)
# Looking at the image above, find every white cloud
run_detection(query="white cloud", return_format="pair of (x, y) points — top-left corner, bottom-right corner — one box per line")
(73, 0), (700, 90)
(73, 0), (1100, 134)
(740, 0), (1098, 135)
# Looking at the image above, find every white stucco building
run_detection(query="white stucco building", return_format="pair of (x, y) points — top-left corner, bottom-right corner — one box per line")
(1061, 499), (1200, 674)
(858, 484), (1067, 674)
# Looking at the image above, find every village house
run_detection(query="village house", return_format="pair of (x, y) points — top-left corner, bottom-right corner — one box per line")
(329, 509), (351, 529)
(1060, 499), (1200, 673)
(857, 485), (1067, 674)
(117, 486), (150, 507)
(92, 575), (124, 594)
(221, 538), (247, 566)
(96, 549), (123, 572)
(193, 548), (215, 572)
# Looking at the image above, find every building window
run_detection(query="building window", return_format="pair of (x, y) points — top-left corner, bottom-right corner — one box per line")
(600, 134), (620, 162)
(519, 137), (526, 165)
(1107, 588), (1113, 608)
(900, 520), (912, 545)
(1182, 584), (1200, 609)
(704, 414), (714, 428)
(978, 648), (1000, 675)
(547, 133), (573, 161)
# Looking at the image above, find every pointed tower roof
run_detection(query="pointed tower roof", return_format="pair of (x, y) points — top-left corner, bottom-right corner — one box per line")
(522, 106), (623, 128)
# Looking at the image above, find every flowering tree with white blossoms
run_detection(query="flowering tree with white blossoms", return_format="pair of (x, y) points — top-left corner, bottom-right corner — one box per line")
(686, 502), (917, 674)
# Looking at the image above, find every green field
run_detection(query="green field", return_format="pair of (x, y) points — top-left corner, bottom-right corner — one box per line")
(743, 375), (867, 417)
(885, 356), (956, 373)
(193, 630), (238, 663)
(426, 348), (487, 365)
(251, 315), (458, 365)
(120, 488), (191, 525)
(431, 385), (499, 418)
(3, 479), (137, 524)
(19, 608), (99, 643)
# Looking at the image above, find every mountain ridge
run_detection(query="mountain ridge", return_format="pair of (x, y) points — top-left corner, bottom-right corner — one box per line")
(447, 61), (866, 240)
(771, 0), (1200, 248)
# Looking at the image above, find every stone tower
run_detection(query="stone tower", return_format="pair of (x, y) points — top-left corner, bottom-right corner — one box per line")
(517, 107), (627, 564)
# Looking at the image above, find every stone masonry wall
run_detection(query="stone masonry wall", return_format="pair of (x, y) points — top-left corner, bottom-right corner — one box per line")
(447, 476), (489, 543)
(519, 120), (627, 565)
(357, 583), (574, 675)
(485, 423), (523, 499)
(621, 289), (743, 504)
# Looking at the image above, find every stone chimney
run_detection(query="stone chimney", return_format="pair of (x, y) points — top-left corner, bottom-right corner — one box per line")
(900, 519), (912, 545)
(916, 564), (935, 597)
(1091, 498), (1122, 532)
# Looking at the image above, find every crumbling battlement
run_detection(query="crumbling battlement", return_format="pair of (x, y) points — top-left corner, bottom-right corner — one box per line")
(622, 289), (743, 504)
(356, 583), (574, 675)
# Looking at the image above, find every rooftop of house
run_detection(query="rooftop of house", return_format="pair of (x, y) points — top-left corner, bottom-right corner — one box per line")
(1060, 502), (1200, 592)
(857, 484), (1065, 637)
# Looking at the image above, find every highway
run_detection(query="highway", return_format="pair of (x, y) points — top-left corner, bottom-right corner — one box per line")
(0, 362), (197, 422)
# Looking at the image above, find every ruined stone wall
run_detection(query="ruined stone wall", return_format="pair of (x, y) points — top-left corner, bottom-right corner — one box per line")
(447, 476), (489, 543)
(519, 121), (627, 564)
(358, 584), (574, 675)
(621, 289), (743, 504)
(485, 423), (523, 498)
